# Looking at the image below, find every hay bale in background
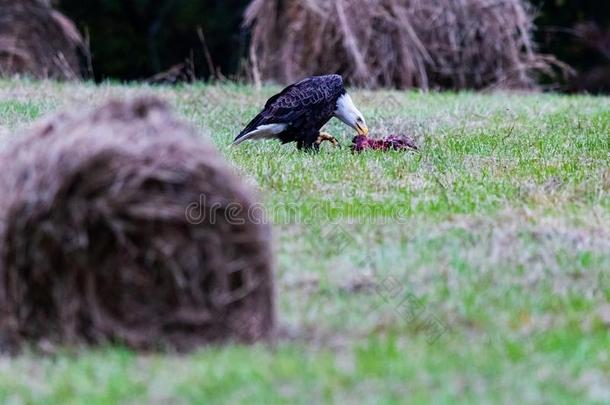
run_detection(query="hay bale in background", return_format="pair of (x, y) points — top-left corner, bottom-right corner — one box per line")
(245, 0), (559, 90)
(0, 98), (275, 352)
(0, 0), (86, 80)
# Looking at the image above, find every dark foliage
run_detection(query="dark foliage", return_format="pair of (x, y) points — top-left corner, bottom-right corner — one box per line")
(530, 0), (610, 92)
(57, 0), (250, 82)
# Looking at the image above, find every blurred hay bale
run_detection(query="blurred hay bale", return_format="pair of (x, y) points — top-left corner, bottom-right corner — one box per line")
(0, 0), (86, 80)
(245, 0), (560, 90)
(0, 98), (275, 352)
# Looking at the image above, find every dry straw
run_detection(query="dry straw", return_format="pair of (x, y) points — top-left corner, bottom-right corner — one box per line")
(0, 98), (275, 352)
(245, 0), (563, 90)
(0, 0), (86, 80)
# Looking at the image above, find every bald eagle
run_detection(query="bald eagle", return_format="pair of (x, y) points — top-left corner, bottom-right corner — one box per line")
(233, 74), (369, 150)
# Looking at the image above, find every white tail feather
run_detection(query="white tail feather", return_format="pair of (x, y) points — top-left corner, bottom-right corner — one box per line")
(233, 123), (288, 145)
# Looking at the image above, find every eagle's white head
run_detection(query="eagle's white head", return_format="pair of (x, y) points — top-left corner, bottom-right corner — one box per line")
(334, 93), (369, 136)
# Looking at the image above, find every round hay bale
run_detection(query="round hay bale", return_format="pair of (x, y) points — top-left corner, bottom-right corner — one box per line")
(0, 0), (86, 80)
(245, 0), (560, 90)
(0, 98), (275, 352)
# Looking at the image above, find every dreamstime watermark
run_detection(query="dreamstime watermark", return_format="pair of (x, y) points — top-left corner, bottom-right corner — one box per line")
(185, 195), (265, 226)
(320, 223), (448, 345)
(184, 194), (411, 226)
(374, 275), (447, 344)
(186, 192), (448, 345)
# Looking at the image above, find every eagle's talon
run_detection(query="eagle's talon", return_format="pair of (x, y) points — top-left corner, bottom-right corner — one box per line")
(316, 132), (340, 147)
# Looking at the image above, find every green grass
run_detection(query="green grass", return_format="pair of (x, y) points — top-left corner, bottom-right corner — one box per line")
(0, 79), (609, 404)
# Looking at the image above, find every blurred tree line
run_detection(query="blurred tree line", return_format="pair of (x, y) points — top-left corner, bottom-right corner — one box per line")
(530, 0), (610, 92)
(57, 0), (250, 82)
(57, 0), (609, 91)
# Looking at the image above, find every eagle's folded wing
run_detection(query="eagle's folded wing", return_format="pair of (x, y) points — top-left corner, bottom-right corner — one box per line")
(233, 75), (343, 145)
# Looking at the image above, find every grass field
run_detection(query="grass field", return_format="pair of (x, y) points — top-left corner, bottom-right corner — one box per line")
(0, 79), (609, 404)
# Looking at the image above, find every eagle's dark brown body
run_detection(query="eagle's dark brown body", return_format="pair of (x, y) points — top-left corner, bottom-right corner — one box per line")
(234, 75), (346, 150)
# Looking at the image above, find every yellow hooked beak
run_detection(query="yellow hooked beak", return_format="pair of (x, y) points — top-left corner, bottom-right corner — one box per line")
(356, 122), (369, 136)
